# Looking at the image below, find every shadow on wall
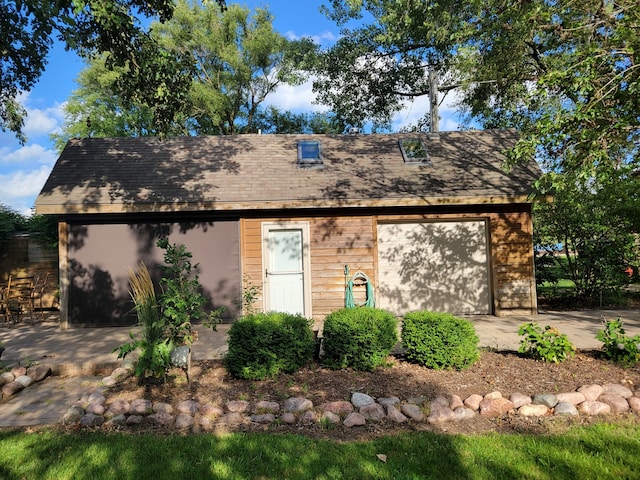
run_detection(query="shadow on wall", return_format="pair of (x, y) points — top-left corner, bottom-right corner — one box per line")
(67, 220), (241, 327)
(378, 220), (490, 315)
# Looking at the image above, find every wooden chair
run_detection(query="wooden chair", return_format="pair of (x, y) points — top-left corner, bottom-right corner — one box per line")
(31, 273), (49, 321)
(0, 276), (10, 324)
(4, 275), (35, 324)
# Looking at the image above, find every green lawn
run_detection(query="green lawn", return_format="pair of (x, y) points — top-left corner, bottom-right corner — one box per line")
(1, 422), (639, 479)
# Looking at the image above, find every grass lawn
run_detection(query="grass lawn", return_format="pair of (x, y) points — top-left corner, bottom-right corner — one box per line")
(1, 421), (639, 479)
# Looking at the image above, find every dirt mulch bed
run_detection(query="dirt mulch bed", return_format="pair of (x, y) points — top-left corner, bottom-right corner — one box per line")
(104, 350), (640, 439)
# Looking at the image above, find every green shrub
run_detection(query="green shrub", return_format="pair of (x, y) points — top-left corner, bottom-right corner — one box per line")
(596, 318), (640, 367)
(225, 312), (315, 380)
(401, 311), (479, 370)
(518, 322), (575, 363)
(321, 307), (398, 371)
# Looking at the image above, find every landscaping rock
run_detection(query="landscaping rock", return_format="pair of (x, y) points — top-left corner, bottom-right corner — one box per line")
(280, 412), (296, 424)
(577, 384), (604, 401)
(360, 403), (386, 422)
(428, 407), (455, 424)
(80, 413), (105, 427)
(15, 375), (34, 388)
(532, 394), (557, 408)
(110, 367), (132, 382)
(86, 402), (105, 415)
(343, 412), (366, 427)
(0, 372), (14, 384)
(300, 410), (316, 425)
(2, 380), (25, 398)
(130, 399), (153, 415)
(628, 396), (640, 413)
(199, 403), (223, 419)
(602, 384), (633, 399)
(479, 397), (514, 417)
(62, 406), (84, 425)
(322, 411), (341, 424)
(555, 392), (586, 405)
(177, 400), (200, 415)
(253, 400), (280, 414)
(401, 403), (425, 422)
(251, 413), (276, 424)
(597, 394), (629, 413)
(377, 397), (400, 407)
(519, 404), (549, 417)
(27, 365), (51, 382)
(453, 407), (476, 421)
(319, 401), (353, 416)
(449, 395), (464, 410)
(386, 405), (408, 423)
(225, 400), (249, 413)
(431, 396), (450, 409)
(577, 401), (611, 416)
(175, 414), (195, 429)
(153, 402), (173, 414)
(217, 412), (244, 426)
(149, 412), (175, 427)
(11, 367), (27, 377)
(510, 392), (532, 409)
(106, 414), (127, 426)
(351, 392), (375, 408)
(284, 397), (313, 412)
(126, 415), (144, 425)
(107, 399), (130, 416)
(464, 394), (483, 410)
(554, 402), (579, 416)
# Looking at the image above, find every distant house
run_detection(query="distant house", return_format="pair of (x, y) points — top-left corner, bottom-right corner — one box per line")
(35, 131), (541, 328)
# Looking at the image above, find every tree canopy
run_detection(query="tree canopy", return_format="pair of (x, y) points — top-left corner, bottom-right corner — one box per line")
(316, 0), (640, 186)
(53, 1), (317, 143)
(1, 0), (226, 142)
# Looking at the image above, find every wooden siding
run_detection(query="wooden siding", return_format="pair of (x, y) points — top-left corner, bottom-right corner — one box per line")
(241, 208), (538, 322)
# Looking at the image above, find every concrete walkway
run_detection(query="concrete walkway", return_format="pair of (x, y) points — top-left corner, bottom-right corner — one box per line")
(1, 308), (639, 428)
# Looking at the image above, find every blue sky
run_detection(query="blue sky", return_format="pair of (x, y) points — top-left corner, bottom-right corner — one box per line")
(0, 1), (462, 216)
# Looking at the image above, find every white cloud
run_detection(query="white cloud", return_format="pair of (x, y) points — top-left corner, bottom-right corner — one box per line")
(266, 80), (326, 112)
(0, 166), (53, 214)
(1, 143), (58, 166)
(284, 29), (337, 46)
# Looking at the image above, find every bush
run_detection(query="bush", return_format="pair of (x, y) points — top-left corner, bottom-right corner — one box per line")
(321, 307), (398, 371)
(401, 311), (479, 370)
(518, 322), (575, 363)
(225, 312), (315, 380)
(596, 318), (640, 367)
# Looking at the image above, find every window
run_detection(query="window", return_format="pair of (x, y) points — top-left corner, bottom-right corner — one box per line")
(399, 138), (430, 165)
(297, 140), (322, 166)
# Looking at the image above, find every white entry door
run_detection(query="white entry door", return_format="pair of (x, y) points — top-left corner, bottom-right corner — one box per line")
(262, 223), (311, 316)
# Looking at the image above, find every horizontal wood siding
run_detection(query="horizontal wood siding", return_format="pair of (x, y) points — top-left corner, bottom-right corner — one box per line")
(489, 209), (537, 315)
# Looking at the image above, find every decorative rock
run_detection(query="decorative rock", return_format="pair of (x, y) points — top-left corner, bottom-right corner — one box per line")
(577, 384), (604, 402)
(27, 365), (51, 382)
(300, 410), (316, 425)
(88, 390), (106, 404)
(149, 412), (175, 427)
(62, 406), (85, 424)
(453, 407), (476, 421)
(199, 417), (213, 430)
(449, 395), (464, 411)
(360, 403), (386, 422)
(401, 403), (425, 422)
(431, 396), (450, 409)
(251, 413), (276, 424)
(284, 397), (313, 412)
(518, 404), (549, 417)
(532, 394), (558, 408)
(80, 413), (105, 427)
(280, 412), (296, 424)
(253, 401), (280, 414)
(0, 372), (14, 384)
(217, 412), (244, 426)
(343, 412), (366, 427)
(126, 415), (143, 425)
(479, 397), (514, 417)
(15, 375), (34, 388)
(464, 394), (483, 411)
(627, 396), (640, 413)
(555, 392), (586, 406)
(11, 366), (27, 377)
(428, 407), (455, 423)
(319, 401), (353, 416)
(200, 403), (223, 419)
(86, 403), (106, 415)
(597, 394), (629, 413)
(106, 414), (127, 426)
(602, 384), (633, 399)
(351, 392), (375, 408)
(225, 400), (249, 413)
(153, 402), (174, 414)
(377, 397), (400, 407)
(107, 399), (130, 416)
(484, 391), (503, 400)
(110, 367), (132, 382)
(322, 411), (341, 424)
(386, 405), (408, 423)
(101, 377), (117, 387)
(510, 392), (531, 409)
(178, 400), (200, 416)
(577, 401), (611, 416)
(2, 380), (25, 398)
(554, 402), (579, 416)
(175, 414), (195, 429)
(130, 399), (153, 415)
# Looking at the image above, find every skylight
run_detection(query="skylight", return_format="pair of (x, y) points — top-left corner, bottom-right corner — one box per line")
(399, 138), (430, 165)
(297, 140), (322, 166)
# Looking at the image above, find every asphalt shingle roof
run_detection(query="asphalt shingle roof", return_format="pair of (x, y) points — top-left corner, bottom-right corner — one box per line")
(35, 131), (541, 214)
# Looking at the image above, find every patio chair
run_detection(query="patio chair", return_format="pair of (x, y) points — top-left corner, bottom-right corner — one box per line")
(4, 275), (35, 324)
(31, 272), (49, 321)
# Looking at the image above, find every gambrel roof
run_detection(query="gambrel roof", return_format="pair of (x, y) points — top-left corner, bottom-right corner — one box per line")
(35, 130), (541, 214)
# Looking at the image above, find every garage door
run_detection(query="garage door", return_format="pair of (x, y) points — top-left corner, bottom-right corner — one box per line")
(377, 220), (491, 315)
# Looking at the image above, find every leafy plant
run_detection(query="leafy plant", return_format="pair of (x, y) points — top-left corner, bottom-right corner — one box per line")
(518, 322), (575, 363)
(401, 311), (479, 370)
(240, 274), (262, 316)
(321, 307), (398, 371)
(225, 312), (315, 380)
(115, 238), (223, 379)
(596, 318), (640, 367)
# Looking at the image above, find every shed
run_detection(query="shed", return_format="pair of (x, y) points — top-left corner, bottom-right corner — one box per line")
(35, 131), (541, 328)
